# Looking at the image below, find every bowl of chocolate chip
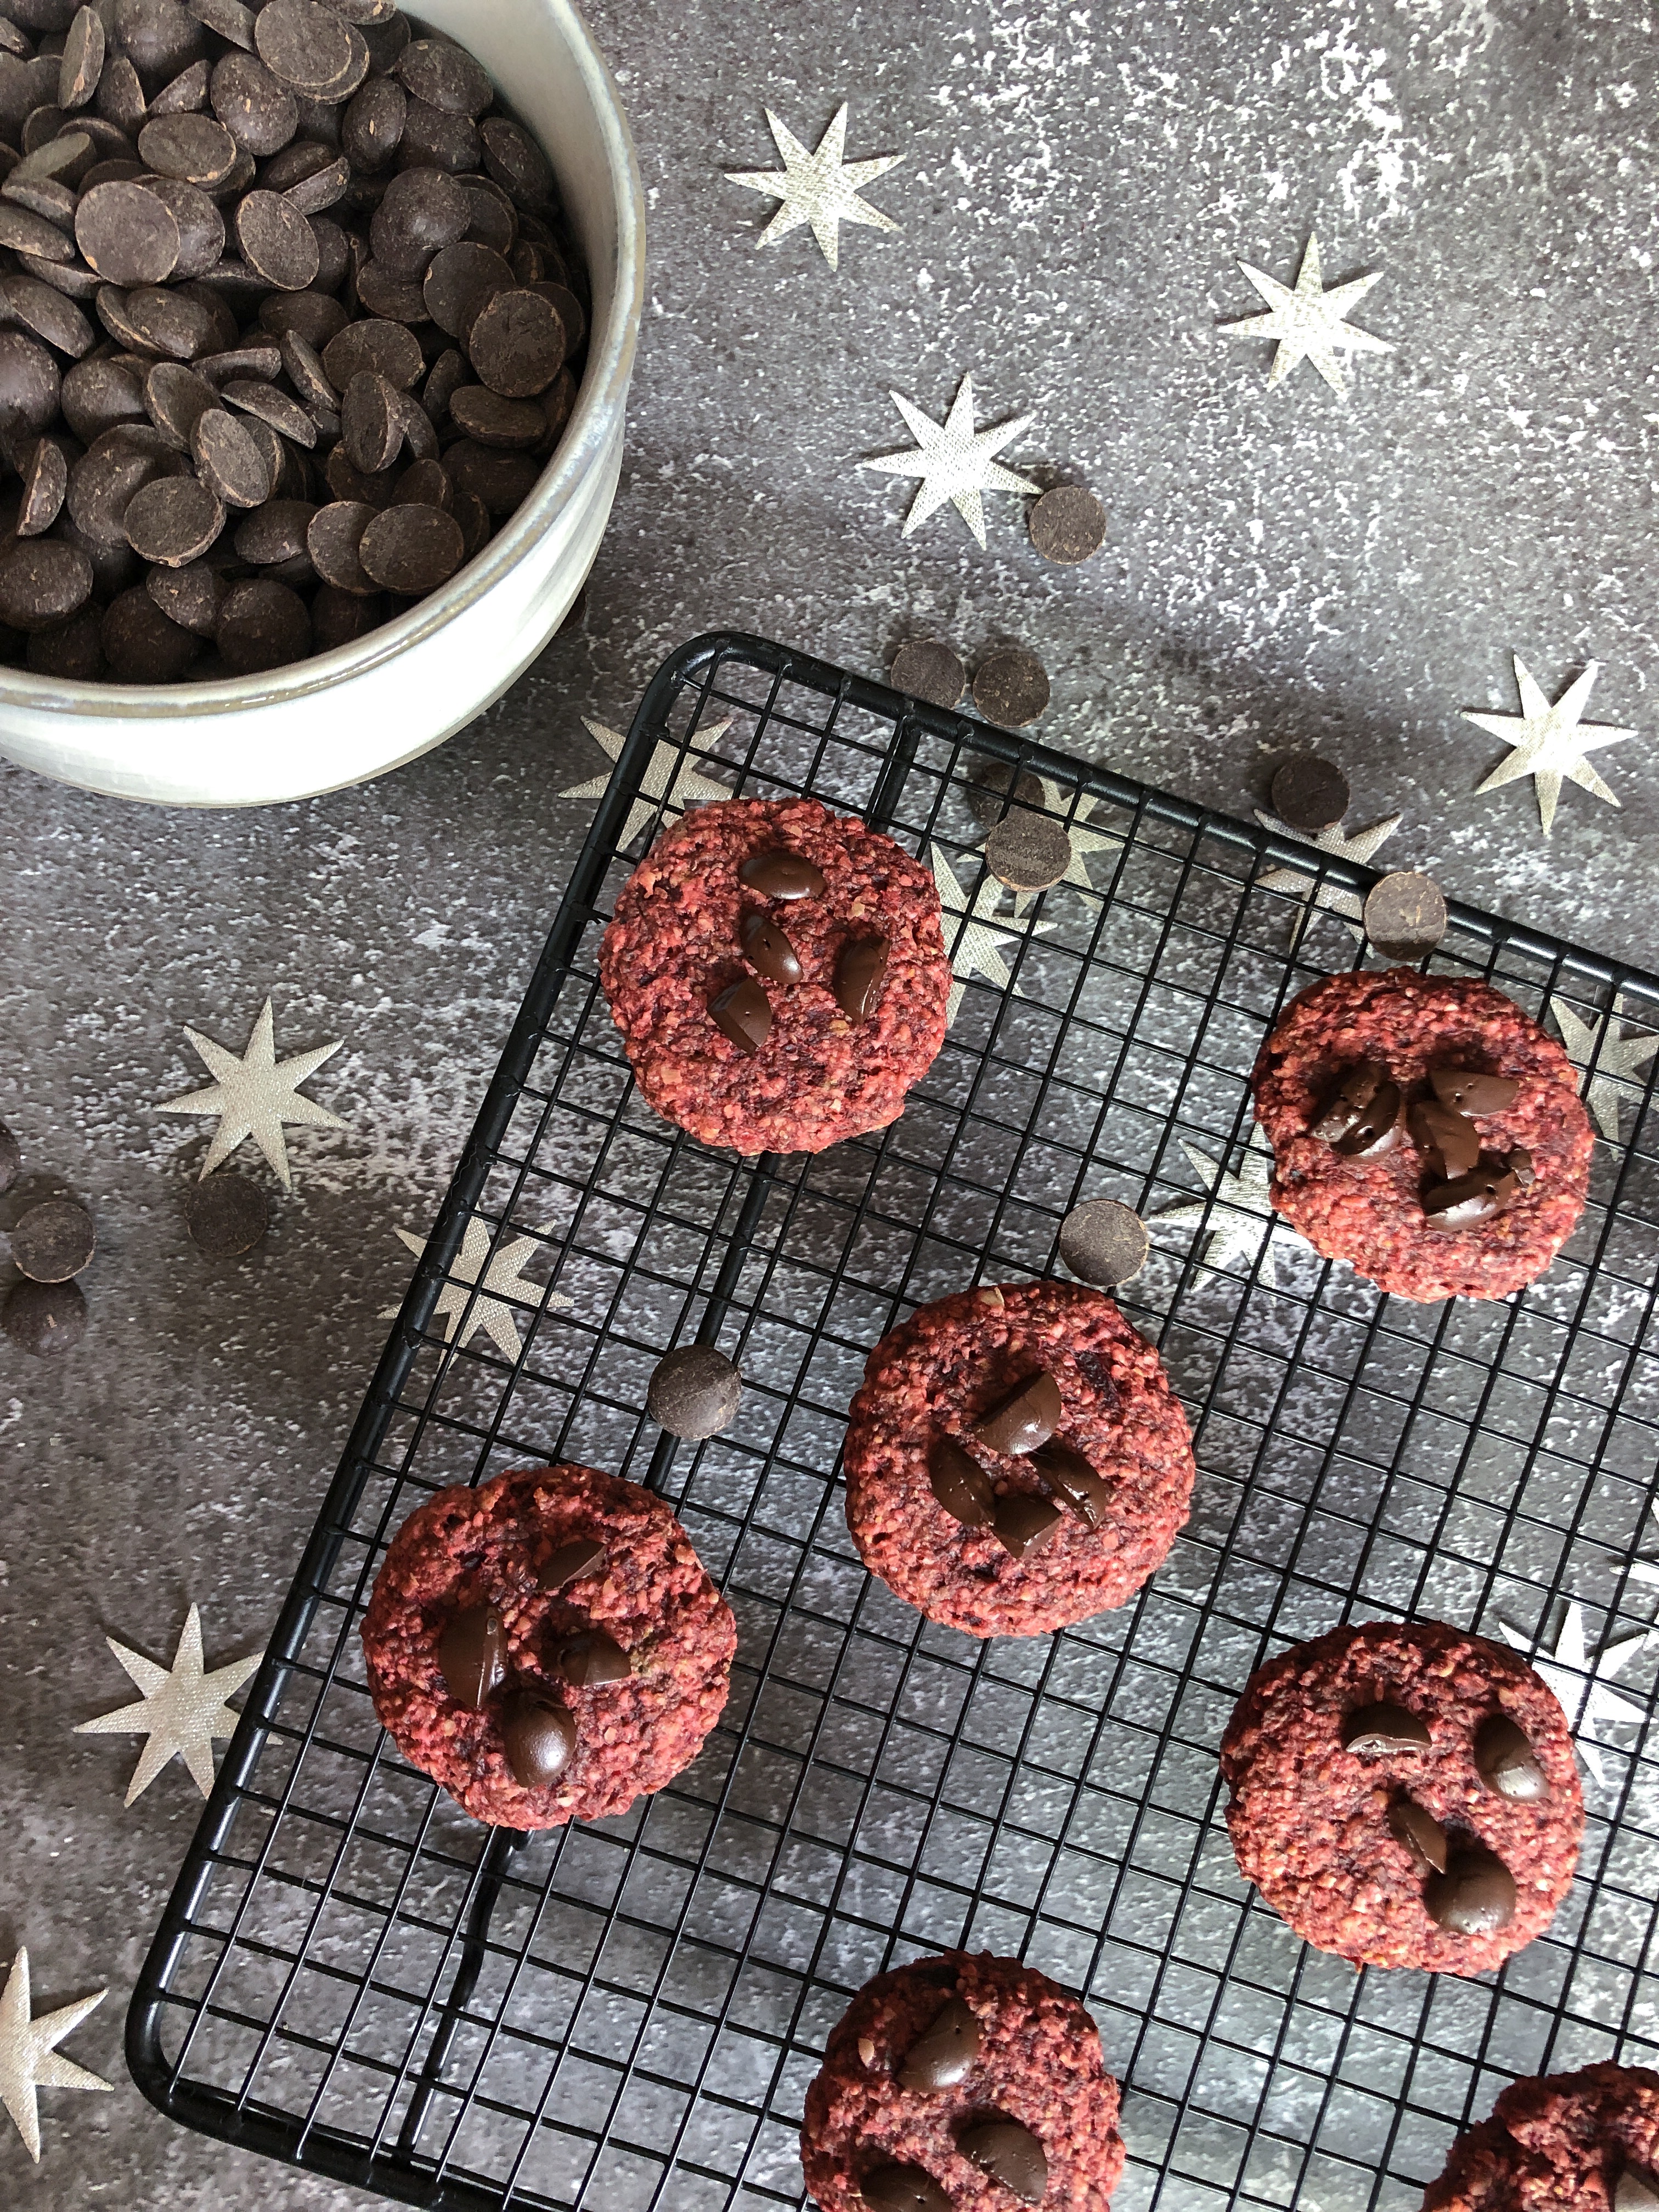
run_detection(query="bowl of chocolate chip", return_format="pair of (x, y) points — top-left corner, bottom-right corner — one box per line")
(0, 0), (644, 805)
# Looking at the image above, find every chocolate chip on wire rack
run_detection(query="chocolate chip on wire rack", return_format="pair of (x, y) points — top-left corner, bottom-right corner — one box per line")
(184, 1172), (269, 1256)
(1271, 754), (1350, 833)
(647, 1345), (742, 1441)
(1028, 482), (1105, 564)
(984, 810), (1071, 893)
(1058, 1198), (1149, 1288)
(973, 646), (1051, 728)
(889, 637), (966, 710)
(1364, 871), (1448, 960)
(10, 1196), (96, 1282)
(3, 1278), (87, 1356)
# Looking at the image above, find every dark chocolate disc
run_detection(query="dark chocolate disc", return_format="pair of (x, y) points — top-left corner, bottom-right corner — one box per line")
(896, 1996), (981, 2092)
(1333, 1079), (1406, 1159)
(3, 1277), (87, 1356)
(555, 1631), (630, 1688)
(709, 976), (771, 1055)
(1408, 1097), (1481, 1180)
(1311, 1061), (1385, 1143)
(859, 2168), (951, 2212)
(1340, 1701), (1431, 1753)
(501, 1691), (576, 1788)
(436, 1603), (507, 1709)
(991, 1491), (1062, 1560)
(1363, 871), (1448, 960)
(984, 810), (1071, 893)
(1387, 1795), (1449, 1875)
(889, 636), (966, 709)
(1027, 482), (1105, 565)
(538, 1537), (606, 1590)
(929, 1435), (994, 1528)
(1424, 1846), (1516, 1936)
(1271, 754), (1349, 833)
(1057, 1198), (1148, 1289)
(646, 1343), (741, 1440)
(834, 936), (888, 1022)
(956, 2120), (1047, 2204)
(740, 909), (803, 985)
(1027, 1438), (1111, 1527)
(1474, 1712), (1548, 1802)
(972, 645), (1049, 729)
(1423, 1156), (1520, 1231)
(738, 848), (825, 901)
(183, 1172), (268, 1256)
(10, 1195), (95, 1281)
(971, 1370), (1062, 1457)
(1429, 1067), (1521, 1116)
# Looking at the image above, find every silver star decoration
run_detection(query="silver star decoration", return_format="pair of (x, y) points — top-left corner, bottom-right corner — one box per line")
(74, 1604), (260, 1806)
(1465, 657), (1637, 837)
(1150, 1132), (1311, 1288)
(383, 1218), (570, 1359)
(930, 845), (1053, 1025)
(157, 996), (345, 1189)
(1627, 1500), (1659, 1590)
(975, 779), (1122, 915)
(0, 1949), (110, 2163)
(1223, 233), (1393, 393)
(1254, 809), (1404, 939)
(862, 374), (1039, 546)
(560, 716), (733, 852)
(725, 103), (901, 271)
(1549, 997), (1658, 1141)
(1498, 1602), (1648, 1787)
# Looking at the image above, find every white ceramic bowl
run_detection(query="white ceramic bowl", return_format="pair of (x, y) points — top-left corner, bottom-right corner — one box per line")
(0, 0), (644, 808)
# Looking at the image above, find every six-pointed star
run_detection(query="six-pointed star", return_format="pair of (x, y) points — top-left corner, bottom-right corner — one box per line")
(1223, 232), (1393, 393)
(73, 1603), (260, 1806)
(560, 716), (733, 851)
(1549, 996), (1659, 1141)
(725, 103), (901, 270)
(383, 1217), (571, 1358)
(862, 373), (1040, 546)
(157, 996), (345, 1189)
(1150, 1133), (1311, 1288)
(1498, 1602), (1647, 1788)
(0, 1949), (110, 2163)
(930, 845), (1053, 1025)
(1253, 808), (1404, 939)
(1465, 656), (1638, 836)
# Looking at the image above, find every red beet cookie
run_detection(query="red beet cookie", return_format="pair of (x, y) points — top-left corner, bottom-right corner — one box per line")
(1252, 968), (1593, 1302)
(360, 1464), (735, 1829)
(1221, 1619), (1583, 1974)
(801, 1953), (1125, 2212)
(1423, 2063), (1659, 2210)
(843, 1280), (1197, 1639)
(599, 796), (950, 1156)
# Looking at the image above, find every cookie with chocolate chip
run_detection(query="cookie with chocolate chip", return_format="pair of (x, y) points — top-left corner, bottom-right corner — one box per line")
(1220, 1619), (1583, 1976)
(800, 1953), (1124, 2212)
(599, 796), (951, 1156)
(1423, 2063), (1659, 2210)
(360, 1463), (734, 1829)
(843, 1279), (1197, 1638)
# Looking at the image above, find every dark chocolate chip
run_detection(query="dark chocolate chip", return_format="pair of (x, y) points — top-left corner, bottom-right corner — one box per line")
(834, 936), (888, 1022)
(1424, 1845), (1516, 1936)
(0, 199), (77, 261)
(16, 435), (67, 534)
(183, 1170), (268, 1256)
(1363, 871), (1448, 959)
(479, 111), (551, 206)
(0, 1122), (18, 1195)
(1341, 1701), (1431, 1754)
(555, 1630), (630, 1688)
(396, 35), (491, 119)
(740, 908), (802, 986)
(369, 157), (469, 276)
(10, 1195), (95, 1281)
(234, 184), (318, 288)
(709, 975), (771, 1056)
(0, 534), (91, 626)
(28, 611), (105, 678)
(3, 1276), (86, 1356)
(443, 436), (539, 515)
(1332, 1079), (1406, 1160)
(447, 382), (544, 448)
(984, 810), (1071, 893)
(739, 847), (825, 901)
(1387, 1795), (1449, 1875)
(992, 1491), (1063, 1559)
(259, 283), (346, 347)
(538, 1537), (606, 1590)
(964, 759), (1048, 830)
(929, 1435), (994, 1529)
(0, 328), (61, 432)
(215, 574), (309, 672)
(356, 499), (463, 594)
(1057, 1198), (1148, 1288)
(972, 1370), (1062, 1457)
(210, 50), (298, 158)
(75, 177), (179, 283)
(897, 1997), (981, 2092)
(3, 272), (94, 357)
(58, 5), (104, 109)
(466, 283), (563, 397)
(283, 150), (349, 217)
(1310, 1060), (1383, 1142)
(422, 236), (512, 338)
(340, 363), (399, 471)
(1271, 754), (1350, 833)
(311, 582), (383, 647)
(1408, 1097), (1481, 1181)
(101, 582), (200, 676)
(191, 400), (270, 505)
(221, 375), (315, 447)
(321, 310), (422, 390)
(957, 2120), (1047, 2204)
(143, 358), (215, 447)
(149, 57), (211, 117)
(306, 497), (375, 591)
(972, 646), (1049, 728)
(138, 109), (236, 182)
(1429, 1067), (1521, 1116)
(889, 636), (966, 709)
(1028, 481), (1105, 564)
(1423, 1156), (1520, 1231)
(437, 1602), (507, 1708)
(1506, 1147), (1535, 1189)
(253, 0), (358, 99)
(1028, 1438), (1111, 1528)
(123, 471), (223, 563)
(342, 70), (404, 169)
(1474, 1712), (1548, 1802)
(234, 495), (317, 566)
(646, 1343), (741, 1440)
(860, 2170), (951, 2212)
(501, 1690), (577, 1788)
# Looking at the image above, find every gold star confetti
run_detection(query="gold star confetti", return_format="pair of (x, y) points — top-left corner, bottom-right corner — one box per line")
(1549, 997), (1659, 1141)
(1465, 657), (1638, 836)
(560, 716), (733, 851)
(1149, 1133), (1311, 1287)
(1253, 808), (1404, 939)
(1222, 232), (1393, 393)
(1498, 1602), (1647, 1788)
(725, 102), (901, 270)
(0, 1949), (110, 2163)
(862, 374), (1040, 546)
(74, 1603), (260, 1805)
(157, 996), (345, 1189)
(383, 1218), (571, 1359)
(930, 845), (1053, 1026)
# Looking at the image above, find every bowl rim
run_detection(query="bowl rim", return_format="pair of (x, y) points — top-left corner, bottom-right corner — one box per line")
(0, 0), (645, 724)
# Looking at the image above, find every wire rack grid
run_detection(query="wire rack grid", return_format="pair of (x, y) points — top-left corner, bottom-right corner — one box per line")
(128, 632), (1659, 2212)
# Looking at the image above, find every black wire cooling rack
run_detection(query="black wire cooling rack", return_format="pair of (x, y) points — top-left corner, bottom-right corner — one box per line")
(129, 633), (1659, 2212)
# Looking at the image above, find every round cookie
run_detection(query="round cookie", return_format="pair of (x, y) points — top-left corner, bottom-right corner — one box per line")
(1251, 968), (1593, 1303)
(360, 1464), (735, 1829)
(801, 1952), (1125, 2212)
(1220, 1619), (1583, 1975)
(599, 795), (951, 1156)
(1424, 2063), (1659, 2210)
(843, 1280), (1197, 1639)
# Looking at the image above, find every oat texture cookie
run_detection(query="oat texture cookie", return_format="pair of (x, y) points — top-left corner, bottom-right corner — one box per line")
(1422, 2063), (1659, 2209)
(843, 1280), (1197, 1638)
(1221, 1619), (1583, 1975)
(801, 1953), (1125, 2212)
(600, 796), (951, 1156)
(360, 1464), (735, 1829)
(1251, 968), (1593, 1302)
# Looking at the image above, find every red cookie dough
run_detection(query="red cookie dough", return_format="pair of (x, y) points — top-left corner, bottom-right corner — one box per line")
(360, 1464), (735, 1829)
(1423, 2063), (1659, 2209)
(1220, 1619), (1583, 1975)
(1251, 968), (1593, 1302)
(801, 1953), (1124, 2212)
(599, 796), (951, 1156)
(843, 1280), (1197, 1639)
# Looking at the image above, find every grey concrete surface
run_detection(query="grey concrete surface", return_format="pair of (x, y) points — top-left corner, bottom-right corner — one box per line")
(2, 0), (1655, 2201)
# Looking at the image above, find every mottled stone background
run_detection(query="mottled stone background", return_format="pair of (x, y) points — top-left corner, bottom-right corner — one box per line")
(1, 0), (1654, 2200)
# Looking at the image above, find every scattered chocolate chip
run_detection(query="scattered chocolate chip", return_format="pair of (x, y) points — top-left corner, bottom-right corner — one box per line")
(148, 556), (224, 636)
(1429, 1067), (1521, 1116)
(860, 2169), (951, 2212)
(1341, 1701), (1431, 1754)
(222, 375), (316, 446)
(897, 1997), (981, 2092)
(0, 328), (62, 434)
(834, 936), (888, 1022)
(1057, 1198), (1148, 1288)
(466, 282), (563, 397)
(139, 111), (237, 184)
(964, 758), (1046, 828)
(1364, 871), (1448, 960)
(306, 496), (375, 590)
(396, 36), (490, 120)
(448, 382), (543, 448)
(501, 1690), (576, 1788)
(538, 1537), (606, 1590)
(0, 533), (89, 629)
(889, 636), (966, 709)
(1271, 755), (1350, 833)
(1424, 1846), (1516, 1936)
(0, 1122), (18, 1195)
(437, 1603), (507, 1709)
(1424, 1156), (1520, 1231)
(1408, 1097), (1481, 1181)
(253, 0), (360, 100)
(16, 436), (67, 534)
(1333, 1079), (1406, 1160)
(10, 1195), (95, 1281)
(235, 184), (319, 289)
(709, 975), (771, 1056)
(1474, 1712), (1548, 1802)
(740, 909), (803, 986)
(103, 584), (201, 678)
(1028, 481), (1105, 565)
(1028, 1438), (1111, 1528)
(183, 1171), (269, 1256)
(1507, 1147), (1535, 1189)
(58, 5), (105, 111)
(984, 809), (1071, 893)
(992, 1492), (1062, 1560)
(739, 848), (825, 901)
(356, 499), (462, 592)
(972, 1370), (1062, 1457)
(1388, 1795), (1449, 1875)
(1310, 1062), (1384, 1143)
(647, 1343), (742, 1441)
(957, 2120), (1047, 2204)
(929, 1435), (995, 1528)
(216, 574), (309, 672)
(3, 1276), (87, 1356)
(76, 178), (180, 284)
(555, 1630), (630, 1688)
(123, 471), (224, 564)
(192, 402), (270, 506)
(972, 646), (1049, 728)
(421, 234), (510, 336)
(479, 112), (551, 206)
